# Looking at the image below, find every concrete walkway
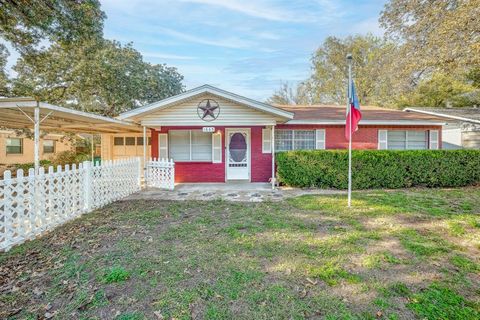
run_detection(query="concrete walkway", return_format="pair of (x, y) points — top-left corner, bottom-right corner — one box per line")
(126, 182), (344, 202)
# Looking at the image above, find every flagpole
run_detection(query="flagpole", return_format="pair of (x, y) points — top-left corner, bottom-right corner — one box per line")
(347, 54), (353, 207)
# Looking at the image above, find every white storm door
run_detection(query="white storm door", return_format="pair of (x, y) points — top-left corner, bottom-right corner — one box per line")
(226, 129), (250, 180)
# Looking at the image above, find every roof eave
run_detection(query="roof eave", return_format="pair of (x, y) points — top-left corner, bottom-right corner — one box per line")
(404, 108), (480, 125)
(285, 120), (446, 125)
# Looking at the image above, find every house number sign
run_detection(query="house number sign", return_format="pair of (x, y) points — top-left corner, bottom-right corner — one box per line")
(202, 127), (215, 133)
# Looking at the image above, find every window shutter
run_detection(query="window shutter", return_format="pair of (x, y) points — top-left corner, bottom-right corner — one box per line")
(429, 130), (439, 150)
(212, 132), (222, 163)
(315, 129), (325, 149)
(378, 130), (388, 150)
(262, 128), (272, 153)
(158, 133), (168, 159)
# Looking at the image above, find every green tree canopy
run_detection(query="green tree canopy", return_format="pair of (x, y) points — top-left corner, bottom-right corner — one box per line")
(301, 34), (397, 106)
(0, 43), (8, 96)
(13, 40), (184, 116)
(0, 0), (105, 53)
(380, 0), (480, 79)
(398, 73), (478, 108)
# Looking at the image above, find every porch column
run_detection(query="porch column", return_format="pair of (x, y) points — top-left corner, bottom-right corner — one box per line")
(271, 124), (275, 189)
(90, 134), (94, 162)
(33, 101), (40, 173)
(143, 125), (147, 169)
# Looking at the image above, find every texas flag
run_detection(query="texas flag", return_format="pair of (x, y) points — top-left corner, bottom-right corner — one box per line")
(345, 79), (362, 141)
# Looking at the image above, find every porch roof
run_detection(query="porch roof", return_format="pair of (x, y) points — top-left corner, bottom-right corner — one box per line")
(0, 97), (142, 133)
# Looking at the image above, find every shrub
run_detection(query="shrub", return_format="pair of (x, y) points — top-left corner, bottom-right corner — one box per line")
(276, 150), (480, 189)
(50, 150), (90, 166)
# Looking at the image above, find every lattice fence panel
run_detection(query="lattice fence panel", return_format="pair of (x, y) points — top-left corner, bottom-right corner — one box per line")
(0, 157), (141, 251)
(146, 158), (175, 190)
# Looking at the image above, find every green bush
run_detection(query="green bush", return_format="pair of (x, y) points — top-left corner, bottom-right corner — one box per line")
(50, 150), (90, 166)
(276, 150), (480, 189)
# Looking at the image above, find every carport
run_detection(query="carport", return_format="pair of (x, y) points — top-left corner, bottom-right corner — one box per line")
(0, 97), (145, 172)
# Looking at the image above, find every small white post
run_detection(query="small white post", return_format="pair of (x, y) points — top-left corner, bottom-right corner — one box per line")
(91, 134), (94, 162)
(3, 170), (13, 251)
(83, 160), (92, 212)
(34, 100), (40, 173)
(143, 126), (147, 187)
(271, 125), (276, 190)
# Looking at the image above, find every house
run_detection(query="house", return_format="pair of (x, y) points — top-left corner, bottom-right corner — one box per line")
(404, 107), (480, 149)
(0, 130), (73, 165)
(102, 85), (445, 183)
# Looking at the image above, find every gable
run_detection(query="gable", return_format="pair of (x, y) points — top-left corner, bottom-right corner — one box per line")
(137, 93), (287, 126)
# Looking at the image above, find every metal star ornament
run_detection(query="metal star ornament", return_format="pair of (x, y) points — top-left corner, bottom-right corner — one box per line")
(197, 99), (220, 121)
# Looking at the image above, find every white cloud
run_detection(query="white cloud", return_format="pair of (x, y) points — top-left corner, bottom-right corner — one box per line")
(141, 52), (197, 60)
(157, 27), (255, 49)
(179, 0), (342, 23)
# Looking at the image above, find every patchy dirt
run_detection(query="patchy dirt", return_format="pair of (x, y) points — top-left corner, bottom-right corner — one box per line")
(1, 190), (479, 319)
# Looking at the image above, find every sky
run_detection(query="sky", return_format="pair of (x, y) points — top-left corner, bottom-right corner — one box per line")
(4, 0), (388, 101)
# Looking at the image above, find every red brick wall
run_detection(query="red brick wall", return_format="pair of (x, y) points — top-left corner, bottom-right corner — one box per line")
(275, 124), (443, 150)
(250, 126), (273, 182)
(150, 124), (442, 183)
(150, 126), (272, 183)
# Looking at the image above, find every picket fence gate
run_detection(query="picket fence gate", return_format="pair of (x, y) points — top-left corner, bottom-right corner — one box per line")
(0, 157), (141, 251)
(146, 158), (175, 190)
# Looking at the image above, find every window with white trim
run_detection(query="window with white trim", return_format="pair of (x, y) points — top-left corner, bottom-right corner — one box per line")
(385, 130), (428, 150)
(169, 130), (212, 161)
(275, 130), (316, 151)
(43, 140), (55, 154)
(6, 138), (23, 154)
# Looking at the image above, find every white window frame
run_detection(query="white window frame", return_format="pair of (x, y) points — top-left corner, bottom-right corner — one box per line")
(43, 139), (55, 154)
(6, 137), (23, 155)
(169, 130), (213, 162)
(275, 129), (317, 151)
(382, 130), (429, 150)
(262, 128), (272, 153)
(429, 130), (439, 150)
(315, 129), (326, 150)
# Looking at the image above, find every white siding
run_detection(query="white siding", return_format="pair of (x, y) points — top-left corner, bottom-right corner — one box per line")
(139, 94), (282, 126)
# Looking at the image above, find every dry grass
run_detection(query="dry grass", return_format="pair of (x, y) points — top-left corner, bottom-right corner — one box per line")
(0, 187), (479, 319)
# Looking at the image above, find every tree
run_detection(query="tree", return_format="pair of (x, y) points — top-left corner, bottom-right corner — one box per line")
(266, 82), (310, 105)
(380, 0), (480, 78)
(0, 43), (9, 96)
(397, 73), (479, 108)
(301, 34), (398, 106)
(0, 0), (105, 53)
(12, 39), (184, 116)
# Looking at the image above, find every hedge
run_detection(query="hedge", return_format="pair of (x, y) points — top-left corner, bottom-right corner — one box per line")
(276, 150), (480, 189)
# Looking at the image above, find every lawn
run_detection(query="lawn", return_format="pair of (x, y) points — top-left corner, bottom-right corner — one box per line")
(1, 188), (479, 320)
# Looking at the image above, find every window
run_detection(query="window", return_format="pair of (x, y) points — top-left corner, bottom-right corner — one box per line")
(125, 137), (136, 146)
(43, 140), (55, 154)
(275, 130), (316, 151)
(137, 137), (144, 145)
(6, 138), (23, 154)
(114, 137), (124, 146)
(385, 130), (428, 150)
(169, 130), (212, 161)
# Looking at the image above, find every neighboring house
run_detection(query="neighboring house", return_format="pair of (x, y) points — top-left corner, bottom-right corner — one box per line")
(0, 130), (73, 165)
(404, 108), (480, 149)
(101, 85), (444, 183)
(101, 132), (151, 161)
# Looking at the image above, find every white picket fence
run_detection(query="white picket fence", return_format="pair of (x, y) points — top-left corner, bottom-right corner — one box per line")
(0, 158), (141, 251)
(146, 158), (175, 190)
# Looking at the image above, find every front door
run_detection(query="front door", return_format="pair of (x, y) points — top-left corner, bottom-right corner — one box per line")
(226, 129), (250, 180)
